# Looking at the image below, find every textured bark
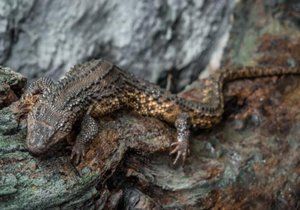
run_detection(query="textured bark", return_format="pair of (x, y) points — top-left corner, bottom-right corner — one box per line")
(0, 0), (300, 209)
(1, 61), (300, 209)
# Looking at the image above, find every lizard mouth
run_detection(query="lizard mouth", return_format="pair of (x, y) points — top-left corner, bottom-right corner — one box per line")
(26, 129), (49, 155)
(26, 140), (48, 155)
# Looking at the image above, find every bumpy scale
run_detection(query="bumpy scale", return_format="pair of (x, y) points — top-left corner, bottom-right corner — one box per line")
(24, 59), (300, 164)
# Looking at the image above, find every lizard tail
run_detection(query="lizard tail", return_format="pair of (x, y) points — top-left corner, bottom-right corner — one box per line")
(219, 66), (300, 83)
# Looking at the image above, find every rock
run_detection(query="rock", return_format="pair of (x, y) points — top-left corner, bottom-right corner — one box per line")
(122, 188), (162, 209)
(123, 76), (300, 208)
(0, 103), (172, 209)
(1, 66), (299, 209)
(0, 0), (235, 91)
(0, 66), (26, 108)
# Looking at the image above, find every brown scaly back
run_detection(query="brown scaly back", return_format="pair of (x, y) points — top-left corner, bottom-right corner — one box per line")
(51, 59), (116, 111)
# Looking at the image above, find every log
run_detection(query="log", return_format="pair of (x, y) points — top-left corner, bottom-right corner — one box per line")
(1, 1), (300, 209)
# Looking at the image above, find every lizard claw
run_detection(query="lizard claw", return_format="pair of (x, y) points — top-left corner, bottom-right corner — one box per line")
(70, 143), (86, 165)
(169, 141), (190, 165)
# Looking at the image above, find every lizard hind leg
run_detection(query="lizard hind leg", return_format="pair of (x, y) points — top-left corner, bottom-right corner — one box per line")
(170, 112), (191, 164)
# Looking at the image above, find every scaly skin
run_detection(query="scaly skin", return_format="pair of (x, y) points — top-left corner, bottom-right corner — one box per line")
(23, 59), (300, 164)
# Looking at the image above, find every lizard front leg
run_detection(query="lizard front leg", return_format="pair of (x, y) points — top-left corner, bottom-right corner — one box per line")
(71, 114), (98, 164)
(170, 112), (190, 164)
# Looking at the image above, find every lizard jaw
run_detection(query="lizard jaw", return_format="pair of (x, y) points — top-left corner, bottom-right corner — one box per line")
(26, 138), (48, 155)
(26, 119), (54, 155)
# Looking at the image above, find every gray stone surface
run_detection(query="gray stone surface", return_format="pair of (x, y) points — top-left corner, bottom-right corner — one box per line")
(0, 0), (235, 90)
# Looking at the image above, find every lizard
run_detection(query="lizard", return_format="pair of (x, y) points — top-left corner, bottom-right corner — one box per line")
(21, 59), (300, 164)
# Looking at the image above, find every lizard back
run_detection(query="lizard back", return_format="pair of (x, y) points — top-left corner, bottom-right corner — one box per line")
(55, 60), (300, 129)
(49, 60), (121, 112)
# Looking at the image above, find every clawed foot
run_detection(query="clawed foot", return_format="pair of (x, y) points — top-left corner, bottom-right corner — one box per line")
(70, 143), (86, 165)
(170, 141), (190, 165)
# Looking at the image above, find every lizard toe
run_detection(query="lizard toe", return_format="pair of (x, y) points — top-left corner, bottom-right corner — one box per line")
(71, 144), (86, 165)
(170, 141), (189, 165)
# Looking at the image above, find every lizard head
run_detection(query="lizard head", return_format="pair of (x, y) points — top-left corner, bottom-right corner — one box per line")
(26, 102), (73, 155)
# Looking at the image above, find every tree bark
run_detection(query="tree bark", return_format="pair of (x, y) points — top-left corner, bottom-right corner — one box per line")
(0, 0), (300, 209)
